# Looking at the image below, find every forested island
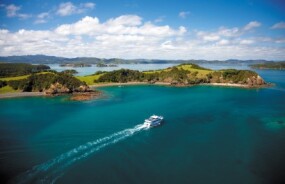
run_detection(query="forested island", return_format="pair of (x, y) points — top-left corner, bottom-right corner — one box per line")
(0, 63), (269, 100)
(60, 63), (92, 67)
(96, 63), (118, 67)
(250, 61), (285, 70)
(83, 63), (267, 87)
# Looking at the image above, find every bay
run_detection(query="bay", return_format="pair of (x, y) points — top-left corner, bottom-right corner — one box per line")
(0, 66), (285, 184)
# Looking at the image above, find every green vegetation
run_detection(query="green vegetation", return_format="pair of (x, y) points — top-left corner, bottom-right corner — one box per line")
(61, 69), (78, 76)
(60, 63), (92, 67)
(90, 64), (265, 86)
(0, 86), (18, 94)
(209, 69), (258, 84)
(7, 73), (86, 92)
(176, 64), (212, 78)
(0, 63), (50, 77)
(96, 63), (108, 67)
(0, 75), (30, 81)
(250, 61), (285, 70)
(93, 64), (210, 84)
(76, 74), (104, 85)
(0, 80), (7, 88)
(96, 69), (142, 83)
(0, 63), (266, 95)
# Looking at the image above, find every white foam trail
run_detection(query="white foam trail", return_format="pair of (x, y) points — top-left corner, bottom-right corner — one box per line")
(12, 124), (148, 184)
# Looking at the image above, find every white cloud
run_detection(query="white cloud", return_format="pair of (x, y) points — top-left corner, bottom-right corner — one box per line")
(275, 38), (285, 43)
(196, 21), (264, 44)
(34, 12), (50, 24)
(218, 27), (240, 37)
(56, 2), (77, 16)
(81, 2), (95, 9)
(106, 15), (142, 26)
(6, 4), (20, 17)
(243, 21), (261, 31)
(0, 16), (284, 60)
(179, 11), (190, 19)
(34, 19), (47, 24)
(38, 12), (49, 19)
(154, 16), (164, 23)
(202, 35), (220, 41)
(55, 15), (185, 37)
(271, 22), (285, 29)
(239, 39), (254, 45)
(56, 2), (95, 16)
(217, 39), (230, 45)
(4, 4), (31, 19)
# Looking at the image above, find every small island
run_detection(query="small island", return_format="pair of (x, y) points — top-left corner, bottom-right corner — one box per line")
(60, 63), (92, 67)
(96, 63), (118, 67)
(250, 61), (285, 70)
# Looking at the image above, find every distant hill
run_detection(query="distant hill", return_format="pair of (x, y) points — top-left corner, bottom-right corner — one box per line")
(0, 55), (66, 64)
(250, 61), (285, 70)
(0, 54), (280, 65)
(0, 63), (50, 77)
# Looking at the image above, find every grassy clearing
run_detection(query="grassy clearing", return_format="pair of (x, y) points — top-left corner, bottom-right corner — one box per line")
(0, 75), (29, 81)
(76, 74), (103, 85)
(177, 64), (212, 78)
(142, 64), (212, 78)
(0, 86), (19, 94)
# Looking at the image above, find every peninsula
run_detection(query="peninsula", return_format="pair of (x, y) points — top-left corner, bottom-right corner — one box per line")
(0, 63), (100, 100)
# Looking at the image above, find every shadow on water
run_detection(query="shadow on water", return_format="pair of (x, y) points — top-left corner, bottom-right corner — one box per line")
(246, 116), (285, 184)
(0, 96), (95, 183)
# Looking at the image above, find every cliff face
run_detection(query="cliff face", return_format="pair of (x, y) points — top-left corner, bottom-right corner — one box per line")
(208, 69), (267, 87)
(246, 75), (266, 86)
(44, 83), (91, 95)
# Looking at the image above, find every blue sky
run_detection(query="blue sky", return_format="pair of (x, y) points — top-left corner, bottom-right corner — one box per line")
(0, 0), (285, 60)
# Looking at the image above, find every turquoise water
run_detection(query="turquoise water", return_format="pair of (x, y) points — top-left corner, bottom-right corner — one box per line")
(1, 70), (285, 184)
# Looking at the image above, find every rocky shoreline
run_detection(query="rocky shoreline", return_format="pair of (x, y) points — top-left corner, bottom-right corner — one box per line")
(0, 90), (102, 101)
(0, 79), (271, 100)
(69, 91), (102, 101)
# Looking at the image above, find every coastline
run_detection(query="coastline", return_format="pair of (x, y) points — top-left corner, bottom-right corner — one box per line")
(90, 81), (269, 89)
(0, 82), (269, 99)
(200, 83), (251, 88)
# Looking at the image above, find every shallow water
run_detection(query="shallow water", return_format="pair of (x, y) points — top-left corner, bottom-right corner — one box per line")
(0, 68), (285, 184)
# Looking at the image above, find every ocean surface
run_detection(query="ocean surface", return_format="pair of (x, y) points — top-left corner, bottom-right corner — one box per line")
(0, 65), (285, 184)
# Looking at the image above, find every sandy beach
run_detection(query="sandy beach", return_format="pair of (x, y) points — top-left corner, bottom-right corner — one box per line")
(0, 92), (45, 99)
(90, 82), (172, 88)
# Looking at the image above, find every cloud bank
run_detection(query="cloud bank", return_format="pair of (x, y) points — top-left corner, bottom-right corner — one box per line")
(0, 15), (284, 60)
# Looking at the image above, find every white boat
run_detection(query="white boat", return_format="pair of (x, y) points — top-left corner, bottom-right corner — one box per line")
(144, 115), (163, 128)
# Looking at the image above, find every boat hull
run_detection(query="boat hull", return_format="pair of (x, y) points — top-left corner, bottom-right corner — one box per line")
(144, 115), (163, 128)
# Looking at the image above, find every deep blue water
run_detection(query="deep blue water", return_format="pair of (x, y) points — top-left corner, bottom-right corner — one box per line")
(0, 68), (285, 184)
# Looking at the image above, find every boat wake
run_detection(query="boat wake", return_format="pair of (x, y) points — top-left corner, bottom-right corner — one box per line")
(11, 124), (149, 184)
